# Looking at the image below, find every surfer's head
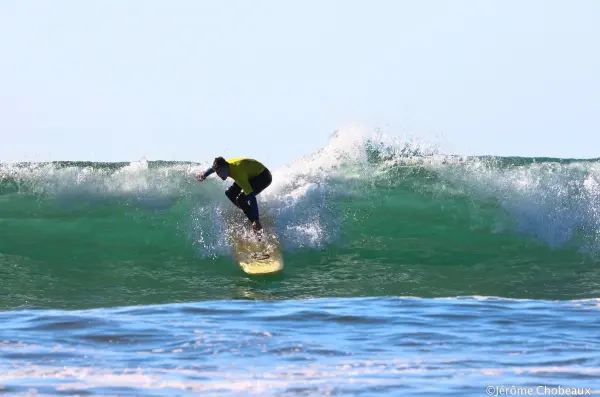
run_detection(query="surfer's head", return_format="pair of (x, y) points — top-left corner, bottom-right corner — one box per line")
(213, 157), (229, 180)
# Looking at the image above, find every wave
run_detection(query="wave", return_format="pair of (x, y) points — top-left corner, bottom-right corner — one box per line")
(1, 128), (599, 308)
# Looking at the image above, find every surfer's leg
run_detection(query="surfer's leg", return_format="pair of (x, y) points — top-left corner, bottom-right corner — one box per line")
(249, 168), (272, 196)
(235, 193), (253, 220)
(225, 183), (242, 208)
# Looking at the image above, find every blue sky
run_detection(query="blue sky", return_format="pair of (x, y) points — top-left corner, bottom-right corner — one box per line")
(1, 0), (598, 168)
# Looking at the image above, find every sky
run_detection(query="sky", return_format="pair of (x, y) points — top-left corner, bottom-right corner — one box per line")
(1, 0), (599, 168)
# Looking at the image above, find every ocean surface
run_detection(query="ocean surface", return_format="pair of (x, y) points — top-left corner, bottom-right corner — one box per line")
(1, 132), (599, 396)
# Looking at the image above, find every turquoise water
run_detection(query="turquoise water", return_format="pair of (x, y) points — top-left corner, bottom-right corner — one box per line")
(1, 133), (599, 395)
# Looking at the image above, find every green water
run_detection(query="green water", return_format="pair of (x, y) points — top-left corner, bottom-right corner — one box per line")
(1, 145), (599, 309)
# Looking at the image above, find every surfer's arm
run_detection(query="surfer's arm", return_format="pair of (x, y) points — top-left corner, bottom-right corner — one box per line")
(197, 167), (214, 181)
(202, 167), (215, 178)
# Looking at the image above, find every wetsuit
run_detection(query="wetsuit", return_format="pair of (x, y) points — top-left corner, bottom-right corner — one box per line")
(202, 158), (272, 222)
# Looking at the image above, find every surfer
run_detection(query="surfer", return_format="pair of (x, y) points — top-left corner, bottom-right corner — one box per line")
(196, 157), (272, 232)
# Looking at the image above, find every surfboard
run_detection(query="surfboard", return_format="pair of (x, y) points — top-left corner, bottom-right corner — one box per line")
(231, 229), (284, 275)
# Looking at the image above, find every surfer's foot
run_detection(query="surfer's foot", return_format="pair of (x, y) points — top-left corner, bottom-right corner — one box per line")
(252, 220), (262, 232)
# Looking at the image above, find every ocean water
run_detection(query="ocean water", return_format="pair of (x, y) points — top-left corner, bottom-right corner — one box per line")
(1, 131), (599, 396)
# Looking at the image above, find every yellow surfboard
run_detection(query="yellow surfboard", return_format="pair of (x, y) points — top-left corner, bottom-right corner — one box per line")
(231, 230), (284, 275)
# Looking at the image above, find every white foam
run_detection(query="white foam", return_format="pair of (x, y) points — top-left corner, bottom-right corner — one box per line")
(1, 362), (598, 396)
(424, 156), (600, 252)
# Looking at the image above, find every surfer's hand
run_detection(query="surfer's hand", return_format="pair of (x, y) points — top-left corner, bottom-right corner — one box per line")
(252, 220), (262, 232)
(196, 173), (206, 182)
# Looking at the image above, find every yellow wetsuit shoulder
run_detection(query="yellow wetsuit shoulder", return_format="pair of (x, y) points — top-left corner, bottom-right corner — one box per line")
(227, 158), (266, 194)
